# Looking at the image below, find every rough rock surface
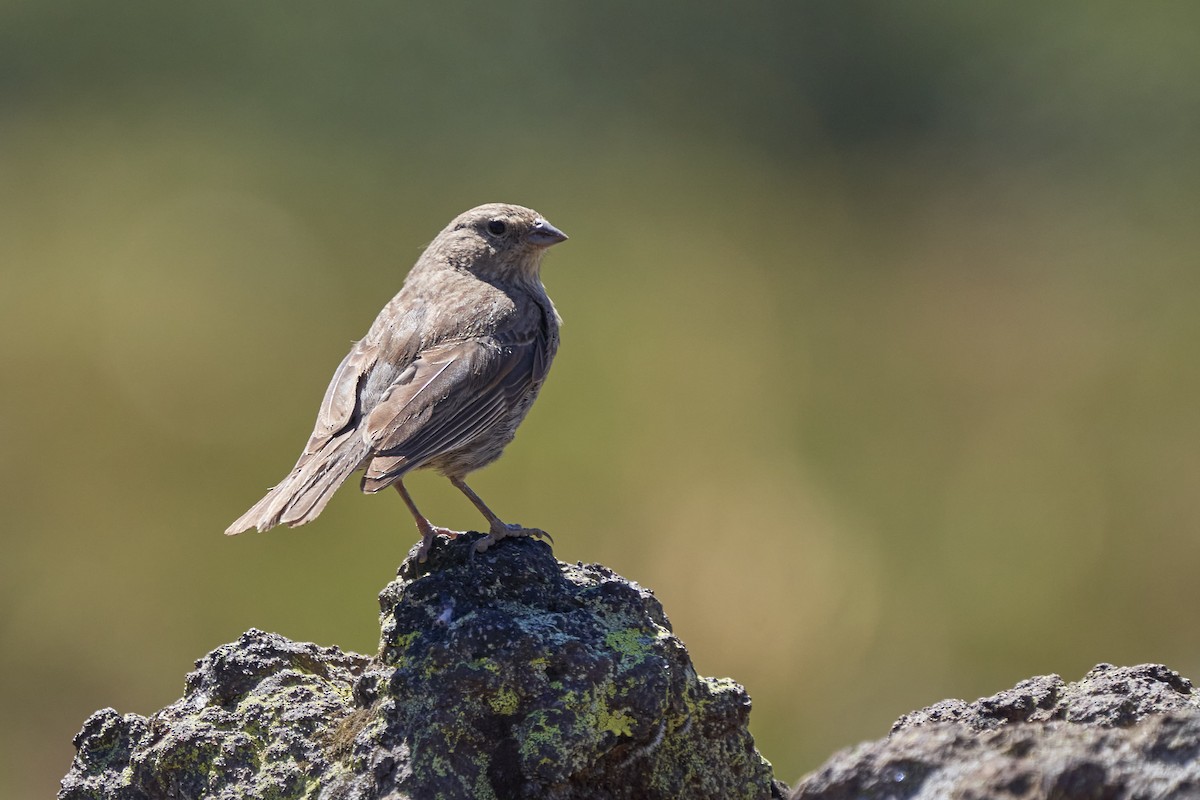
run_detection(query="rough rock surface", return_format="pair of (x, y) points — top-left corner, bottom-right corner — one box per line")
(60, 534), (783, 800)
(791, 663), (1200, 800)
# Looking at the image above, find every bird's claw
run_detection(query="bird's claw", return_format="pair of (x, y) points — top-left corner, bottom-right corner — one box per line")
(473, 523), (552, 555)
(416, 526), (462, 563)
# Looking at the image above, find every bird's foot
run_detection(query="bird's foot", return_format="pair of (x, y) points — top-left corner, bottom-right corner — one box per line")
(416, 525), (462, 563)
(473, 522), (553, 556)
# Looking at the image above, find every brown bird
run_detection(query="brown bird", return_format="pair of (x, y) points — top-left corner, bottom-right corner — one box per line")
(225, 203), (566, 560)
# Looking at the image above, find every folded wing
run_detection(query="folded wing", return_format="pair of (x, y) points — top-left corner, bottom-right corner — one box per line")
(359, 331), (546, 491)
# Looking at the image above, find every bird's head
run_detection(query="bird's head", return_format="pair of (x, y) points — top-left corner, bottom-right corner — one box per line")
(431, 203), (568, 281)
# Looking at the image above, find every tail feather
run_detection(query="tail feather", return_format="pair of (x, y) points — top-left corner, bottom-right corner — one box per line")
(225, 431), (370, 535)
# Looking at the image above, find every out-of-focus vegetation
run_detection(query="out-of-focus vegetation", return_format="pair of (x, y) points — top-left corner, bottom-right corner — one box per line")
(4, 3), (1200, 795)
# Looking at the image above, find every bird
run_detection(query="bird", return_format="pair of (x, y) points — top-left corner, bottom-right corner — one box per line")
(225, 203), (566, 561)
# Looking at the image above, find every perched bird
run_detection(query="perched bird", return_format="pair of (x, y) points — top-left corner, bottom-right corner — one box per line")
(225, 203), (566, 560)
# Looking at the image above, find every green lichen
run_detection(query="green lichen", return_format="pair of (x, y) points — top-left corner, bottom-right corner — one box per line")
(488, 687), (520, 715)
(473, 769), (499, 800)
(467, 657), (502, 673)
(392, 630), (421, 649)
(605, 628), (652, 667)
(637, 675), (774, 799)
(596, 706), (634, 737)
(519, 711), (564, 766)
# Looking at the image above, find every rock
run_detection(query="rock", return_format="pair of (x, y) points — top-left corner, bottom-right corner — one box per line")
(61, 631), (373, 800)
(61, 534), (783, 800)
(791, 663), (1200, 800)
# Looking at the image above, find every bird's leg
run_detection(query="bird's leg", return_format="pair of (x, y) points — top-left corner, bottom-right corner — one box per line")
(449, 477), (553, 554)
(394, 480), (459, 562)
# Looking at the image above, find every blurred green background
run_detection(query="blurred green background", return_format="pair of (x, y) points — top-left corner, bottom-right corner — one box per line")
(4, 2), (1200, 796)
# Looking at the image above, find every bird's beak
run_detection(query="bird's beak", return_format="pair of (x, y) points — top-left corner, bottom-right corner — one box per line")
(528, 219), (569, 247)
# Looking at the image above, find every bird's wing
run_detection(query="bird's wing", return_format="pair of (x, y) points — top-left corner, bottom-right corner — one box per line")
(358, 329), (546, 489)
(299, 337), (382, 457)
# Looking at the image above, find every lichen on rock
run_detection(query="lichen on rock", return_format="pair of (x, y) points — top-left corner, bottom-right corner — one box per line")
(61, 534), (783, 800)
(365, 536), (780, 799)
(62, 631), (371, 800)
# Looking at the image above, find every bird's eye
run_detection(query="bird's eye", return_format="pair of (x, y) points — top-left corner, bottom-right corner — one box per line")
(486, 220), (507, 236)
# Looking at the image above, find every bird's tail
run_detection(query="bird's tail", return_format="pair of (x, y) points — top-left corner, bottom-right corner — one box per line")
(225, 430), (370, 535)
